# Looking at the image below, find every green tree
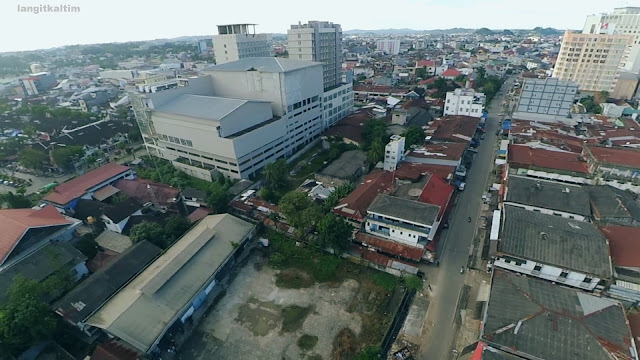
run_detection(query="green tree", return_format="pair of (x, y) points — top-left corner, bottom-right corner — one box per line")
(278, 191), (313, 229)
(0, 276), (57, 356)
(163, 215), (191, 245)
(18, 148), (46, 170)
(323, 182), (355, 211)
(354, 346), (382, 360)
(261, 158), (289, 202)
(116, 142), (127, 152)
(207, 186), (230, 214)
(0, 192), (32, 209)
(455, 74), (466, 82)
(360, 119), (388, 148)
(403, 125), (425, 147)
(367, 138), (384, 164)
(599, 90), (610, 102)
(415, 67), (428, 79)
(129, 221), (165, 247)
(356, 74), (366, 82)
(476, 67), (487, 86)
(51, 145), (84, 170)
(316, 214), (353, 254)
(22, 125), (36, 137)
(75, 234), (99, 259)
(432, 77), (448, 92)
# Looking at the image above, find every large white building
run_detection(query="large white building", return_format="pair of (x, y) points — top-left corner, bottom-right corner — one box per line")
(131, 58), (324, 180)
(443, 88), (485, 117)
(213, 24), (272, 64)
(376, 39), (401, 55)
(583, 7), (640, 73)
(288, 21), (353, 127)
(383, 135), (405, 171)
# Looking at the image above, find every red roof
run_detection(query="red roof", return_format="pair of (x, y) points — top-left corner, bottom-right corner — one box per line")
(333, 170), (393, 222)
(187, 207), (210, 223)
(599, 226), (640, 267)
(325, 110), (375, 143)
(440, 68), (461, 77)
(432, 115), (480, 142)
(416, 60), (436, 67)
(44, 163), (132, 205)
(91, 340), (138, 360)
(508, 145), (590, 174)
(396, 162), (456, 182)
(419, 174), (454, 219)
(355, 232), (424, 261)
(113, 178), (179, 205)
(0, 205), (71, 264)
(587, 146), (640, 169)
(418, 77), (437, 86)
(408, 142), (467, 161)
(628, 313), (640, 346)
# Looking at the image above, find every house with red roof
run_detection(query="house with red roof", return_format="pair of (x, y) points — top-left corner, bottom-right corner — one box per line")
(0, 205), (82, 268)
(44, 162), (135, 211)
(599, 226), (640, 303)
(332, 170), (394, 223)
(439, 68), (461, 80)
(508, 144), (592, 175)
(583, 145), (640, 182)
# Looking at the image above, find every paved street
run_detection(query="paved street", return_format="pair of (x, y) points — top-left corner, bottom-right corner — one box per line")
(418, 76), (514, 360)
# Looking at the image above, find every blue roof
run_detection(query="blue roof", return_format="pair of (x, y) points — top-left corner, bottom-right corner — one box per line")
(622, 108), (639, 115)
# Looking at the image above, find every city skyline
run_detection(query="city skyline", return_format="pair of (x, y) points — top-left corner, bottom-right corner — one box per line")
(0, 0), (628, 53)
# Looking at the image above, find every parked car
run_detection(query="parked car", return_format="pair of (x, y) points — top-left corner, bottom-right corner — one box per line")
(480, 134), (485, 140)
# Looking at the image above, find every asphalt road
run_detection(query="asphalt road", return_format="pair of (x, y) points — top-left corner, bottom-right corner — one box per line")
(418, 77), (514, 360)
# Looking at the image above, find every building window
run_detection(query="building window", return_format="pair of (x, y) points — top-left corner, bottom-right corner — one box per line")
(559, 271), (569, 278)
(583, 277), (592, 284)
(533, 264), (542, 272)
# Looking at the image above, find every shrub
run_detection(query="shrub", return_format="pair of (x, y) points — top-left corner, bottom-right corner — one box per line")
(310, 255), (341, 282)
(297, 334), (319, 351)
(403, 275), (423, 291)
(372, 272), (397, 292)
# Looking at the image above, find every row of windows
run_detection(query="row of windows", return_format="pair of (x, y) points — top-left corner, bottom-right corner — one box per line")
(159, 134), (193, 147)
(287, 95), (319, 113)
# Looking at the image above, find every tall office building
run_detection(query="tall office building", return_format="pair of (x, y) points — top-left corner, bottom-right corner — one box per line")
(288, 21), (342, 89)
(288, 21), (353, 128)
(130, 58), (324, 180)
(552, 30), (633, 97)
(213, 24), (272, 64)
(583, 7), (640, 73)
(376, 39), (401, 55)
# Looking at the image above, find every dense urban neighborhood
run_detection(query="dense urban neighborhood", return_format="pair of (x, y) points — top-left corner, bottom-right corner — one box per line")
(1, 5), (640, 360)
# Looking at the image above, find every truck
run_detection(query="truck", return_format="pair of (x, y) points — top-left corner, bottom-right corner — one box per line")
(455, 179), (466, 191)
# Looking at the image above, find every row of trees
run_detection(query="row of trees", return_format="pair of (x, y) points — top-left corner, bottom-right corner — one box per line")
(129, 215), (191, 249)
(17, 145), (85, 172)
(474, 67), (504, 104)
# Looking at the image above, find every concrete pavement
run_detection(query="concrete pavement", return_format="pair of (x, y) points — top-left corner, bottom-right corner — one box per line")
(417, 77), (515, 360)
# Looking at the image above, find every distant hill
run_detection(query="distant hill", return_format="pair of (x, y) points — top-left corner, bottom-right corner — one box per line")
(344, 28), (421, 35)
(475, 28), (494, 36)
(530, 27), (563, 36)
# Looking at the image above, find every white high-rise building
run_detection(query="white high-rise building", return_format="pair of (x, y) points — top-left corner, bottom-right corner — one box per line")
(552, 31), (633, 96)
(443, 88), (485, 117)
(583, 7), (640, 73)
(288, 21), (342, 89)
(130, 58), (323, 180)
(288, 21), (353, 128)
(384, 135), (405, 171)
(213, 24), (272, 64)
(376, 39), (401, 55)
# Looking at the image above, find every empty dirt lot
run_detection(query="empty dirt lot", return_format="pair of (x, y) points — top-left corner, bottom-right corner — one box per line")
(178, 253), (403, 360)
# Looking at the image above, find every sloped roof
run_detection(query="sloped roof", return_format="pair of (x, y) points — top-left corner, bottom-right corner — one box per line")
(432, 115), (480, 142)
(113, 178), (179, 205)
(368, 193), (440, 226)
(440, 68), (461, 77)
(44, 163), (131, 205)
(500, 205), (611, 278)
(587, 145), (640, 169)
(90, 340), (139, 360)
(355, 232), (424, 261)
(333, 170), (394, 222)
(482, 269), (635, 360)
(102, 198), (142, 224)
(419, 174), (454, 219)
(0, 205), (71, 265)
(505, 175), (591, 217)
(599, 226), (640, 268)
(508, 144), (590, 174)
(154, 94), (267, 121)
(54, 240), (161, 324)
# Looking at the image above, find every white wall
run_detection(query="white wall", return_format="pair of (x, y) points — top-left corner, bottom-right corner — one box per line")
(383, 137), (405, 171)
(322, 83), (353, 128)
(502, 202), (587, 222)
(493, 257), (601, 291)
(444, 91), (483, 117)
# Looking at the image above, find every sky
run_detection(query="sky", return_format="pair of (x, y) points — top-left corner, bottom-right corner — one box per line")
(0, 0), (635, 53)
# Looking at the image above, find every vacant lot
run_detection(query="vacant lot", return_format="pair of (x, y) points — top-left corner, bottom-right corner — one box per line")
(178, 251), (404, 360)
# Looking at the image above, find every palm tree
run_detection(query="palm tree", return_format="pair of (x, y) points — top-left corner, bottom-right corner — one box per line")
(367, 139), (384, 164)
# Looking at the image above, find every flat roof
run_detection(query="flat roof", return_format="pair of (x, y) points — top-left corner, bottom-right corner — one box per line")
(505, 175), (591, 217)
(482, 269), (636, 360)
(367, 193), (439, 226)
(154, 94), (267, 121)
(86, 214), (254, 353)
(203, 57), (322, 73)
(318, 150), (367, 179)
(500, 205), (611, 278)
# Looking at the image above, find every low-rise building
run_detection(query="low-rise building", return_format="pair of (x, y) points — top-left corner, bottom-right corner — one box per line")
(583, 145), (640, 182)
(481, 269), (637, 360)
(333, 170), (393, 223)
(86, 214), (256, 355)
(492, 205), (612, 291)
(587, 185), (640, 227)
(443, 88), (485, 117)
(600, 226), (640, 303)
(383, 135), (405, 171)
(405, 142), (468, 168)
(315, 150), (368, 186)
(430, 115), (480, 143)
(504, 175), (591, 221)
(43, 163), (135, 211)
(507, 144), (591, 176)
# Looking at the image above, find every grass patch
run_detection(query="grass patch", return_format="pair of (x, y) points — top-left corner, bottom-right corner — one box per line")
(403, 275), (423, 291)
(275, 269), (314, 289)
(331, 328), (359, 360)
(372, 272), (397, 292)
(281, 305), (312, 333)
(297, 334), (319, 351)
(307, 355), (323, 360)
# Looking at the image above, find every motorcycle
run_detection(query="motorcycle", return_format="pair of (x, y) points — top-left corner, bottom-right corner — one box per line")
(460, 266), (465, 274)
(467, 217), (472, 222)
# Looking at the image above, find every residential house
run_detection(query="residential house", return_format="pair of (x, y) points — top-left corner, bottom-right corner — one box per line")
(182, 188), (208, 208)
(86, 214), (256, 355)
(44, 163), (135, 211)
(429, 115), (480, 143)
(599, 226), (640, 303)
(101, 198), (143, 234)
(583, 145), (640, 182)
(504, 175), (592, 221)
(53, 241), (162, 336)
(439, 68), (461, 80)
(113, 178), (180, 210)
(587, 185), (640, 227)
(333, 170), (394, 223)
(443, 88), (485, 118)
(481, 269), (637, 360)
(405, 142), (468, 169)
(492, 205), (612, 291)
(315, 150), (368, 186)
(507, 144), (591, 177)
